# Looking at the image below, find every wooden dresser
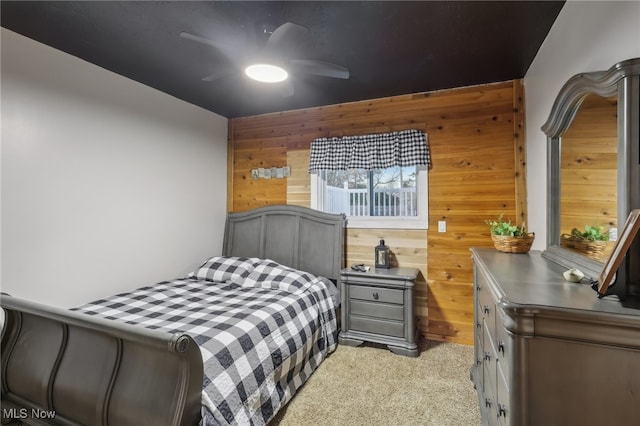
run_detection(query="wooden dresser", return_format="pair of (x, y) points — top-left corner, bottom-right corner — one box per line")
(471, 248), (640, 426)
(339, 267), (419, 357)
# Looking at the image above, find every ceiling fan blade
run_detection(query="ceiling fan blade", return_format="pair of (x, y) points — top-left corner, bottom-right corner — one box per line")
(265, 22), (308, 56)
(202, 68), (234, 83)
(289, 59), (350, 79)
(180, 31), (234, 52)
(181, 30), (251, 70)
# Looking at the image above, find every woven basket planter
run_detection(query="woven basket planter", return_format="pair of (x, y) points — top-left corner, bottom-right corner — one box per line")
(560, 234), (607, 260)
(491, 233), (535, 254)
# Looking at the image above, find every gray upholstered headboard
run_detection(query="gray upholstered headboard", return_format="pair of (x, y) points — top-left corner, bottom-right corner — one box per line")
(222, 205), (346, 281)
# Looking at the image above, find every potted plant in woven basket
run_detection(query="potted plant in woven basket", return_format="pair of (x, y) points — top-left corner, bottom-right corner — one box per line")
(485, 214), (535, 254)
(560, 225), (609, 260)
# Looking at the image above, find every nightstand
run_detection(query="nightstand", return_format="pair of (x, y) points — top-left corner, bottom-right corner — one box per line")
(339, 267), (419, 357)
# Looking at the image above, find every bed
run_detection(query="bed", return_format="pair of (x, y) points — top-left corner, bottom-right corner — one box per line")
(1, 205), (345, 425)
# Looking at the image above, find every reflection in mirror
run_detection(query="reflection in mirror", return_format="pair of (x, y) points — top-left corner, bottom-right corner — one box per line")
(542, 58), (640, 297)
(559, 94), (617, 263)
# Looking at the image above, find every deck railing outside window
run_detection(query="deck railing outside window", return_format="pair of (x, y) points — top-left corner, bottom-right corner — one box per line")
(326, 185), (417, 217)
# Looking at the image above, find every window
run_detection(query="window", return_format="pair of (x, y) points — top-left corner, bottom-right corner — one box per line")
(312, 165), (428, 229)
(308, 129), (430, 229)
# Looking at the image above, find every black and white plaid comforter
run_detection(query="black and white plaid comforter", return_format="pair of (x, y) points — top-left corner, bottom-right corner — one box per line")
(75, 257), (338, 426)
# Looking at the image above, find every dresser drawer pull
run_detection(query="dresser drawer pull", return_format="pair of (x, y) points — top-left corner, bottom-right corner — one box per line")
(497, 404), (507, 418)
(484, 352), (491, 361)
(372, 292), (379, 300)
(498, 340), (505, 354)
(476, 321), (482, 329)
(483, 305), (491, 314)
(485, 398), (492, 408)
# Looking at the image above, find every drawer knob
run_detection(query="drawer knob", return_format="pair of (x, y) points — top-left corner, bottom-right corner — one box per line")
(483, 305), (491, 314)
(498, 340), (505, 354)
(372, 292), (379, 300)
(485, 398), (492, 408)
(497, 403), (507, 418)
(484, 352), (491, 361)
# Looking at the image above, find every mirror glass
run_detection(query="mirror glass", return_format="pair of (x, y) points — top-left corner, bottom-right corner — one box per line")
(543, 58), (640, 297)
(559, 93), (618, 263)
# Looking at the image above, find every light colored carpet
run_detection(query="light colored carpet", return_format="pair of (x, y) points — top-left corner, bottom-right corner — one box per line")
(270, 340), (482, 425)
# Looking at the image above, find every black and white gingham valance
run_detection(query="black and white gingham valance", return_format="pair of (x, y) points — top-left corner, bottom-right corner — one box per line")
(308, 129), (431, 171)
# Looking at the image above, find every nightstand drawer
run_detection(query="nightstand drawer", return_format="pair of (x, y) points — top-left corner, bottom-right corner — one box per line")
(350, 285), (403, 304)
(350, 316), (404, 338)
(350, 300), (404, 321)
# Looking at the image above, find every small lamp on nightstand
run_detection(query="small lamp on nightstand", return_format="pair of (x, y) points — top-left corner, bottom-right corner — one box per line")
(375, 239), (390, 269)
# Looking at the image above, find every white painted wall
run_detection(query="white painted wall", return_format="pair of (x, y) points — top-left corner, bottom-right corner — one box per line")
(525, 0), (640, 250)
(1, 29), (229, 307)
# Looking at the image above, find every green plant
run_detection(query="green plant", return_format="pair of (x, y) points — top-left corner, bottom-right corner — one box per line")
(570, 225), (609, 241)
(485, 213), (528, 237)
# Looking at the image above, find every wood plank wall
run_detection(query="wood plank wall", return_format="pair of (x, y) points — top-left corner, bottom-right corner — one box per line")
(228, 80), (526, 345)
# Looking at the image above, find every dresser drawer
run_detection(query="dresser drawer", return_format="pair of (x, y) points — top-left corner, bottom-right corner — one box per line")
(496, 364), (510, 426)
(495, 307), (512, 380)
(350, 299), (404, 321)
(350, 285), (404, 304)
(482, 357), (498, 426)
(350, 316), (404, 338)
(482, 320), (497, 385)
(477, 286), (496, 338)
(475, 332), (484, 377)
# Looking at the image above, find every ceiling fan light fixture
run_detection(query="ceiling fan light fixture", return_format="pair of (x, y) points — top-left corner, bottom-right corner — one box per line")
(244, 63), (288, 83)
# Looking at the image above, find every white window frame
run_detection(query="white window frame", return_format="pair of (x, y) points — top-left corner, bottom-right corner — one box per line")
(311, 167), (429, 230)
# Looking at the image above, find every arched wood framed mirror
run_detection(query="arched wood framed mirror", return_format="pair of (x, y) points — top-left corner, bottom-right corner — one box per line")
(542, 58), (640, 298)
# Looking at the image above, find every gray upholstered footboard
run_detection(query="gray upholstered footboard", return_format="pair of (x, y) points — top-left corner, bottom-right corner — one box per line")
(1, 294), (203, 426)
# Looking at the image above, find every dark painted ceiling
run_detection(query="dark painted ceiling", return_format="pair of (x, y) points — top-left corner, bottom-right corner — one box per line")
(1, 1), (565, 118)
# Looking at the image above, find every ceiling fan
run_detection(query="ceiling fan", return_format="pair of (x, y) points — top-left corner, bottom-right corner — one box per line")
(180, 22), (349, 97)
